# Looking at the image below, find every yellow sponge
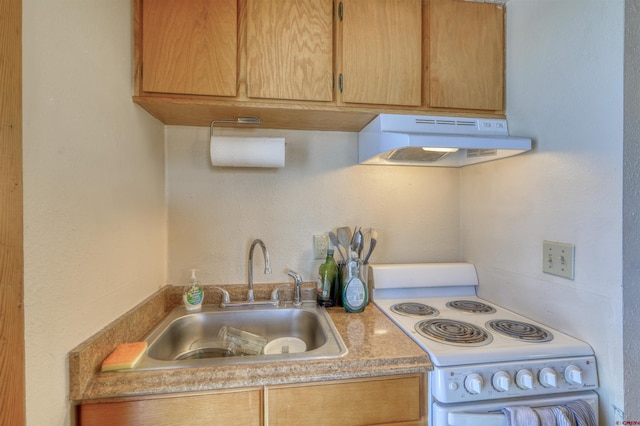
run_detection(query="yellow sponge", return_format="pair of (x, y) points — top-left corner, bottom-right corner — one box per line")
(101, 342), (148, 372)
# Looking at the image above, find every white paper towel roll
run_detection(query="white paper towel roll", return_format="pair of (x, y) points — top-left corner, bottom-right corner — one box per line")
(210, 136), (285, 168)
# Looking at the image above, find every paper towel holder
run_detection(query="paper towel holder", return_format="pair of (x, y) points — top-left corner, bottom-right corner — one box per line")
(210, 116), (261, 139)
(209, 116), (284, 168)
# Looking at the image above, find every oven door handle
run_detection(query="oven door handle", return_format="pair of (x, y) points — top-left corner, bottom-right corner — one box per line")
(448, 412), (506, 426)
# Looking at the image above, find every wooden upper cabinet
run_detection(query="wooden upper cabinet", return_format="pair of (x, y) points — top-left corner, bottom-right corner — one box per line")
(428, 0), (505, 111)
(340, 0), (422, 107)
(141, 0), (238, 96)
(133, 0), (506, 128)
(247, 0), (334, 102)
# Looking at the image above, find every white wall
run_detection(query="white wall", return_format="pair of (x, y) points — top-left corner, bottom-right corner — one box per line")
(22, 1), (166, 425)
(166, 126), (461, 286)
(623, 0), (640, 419)
(461, 0), (624, 424)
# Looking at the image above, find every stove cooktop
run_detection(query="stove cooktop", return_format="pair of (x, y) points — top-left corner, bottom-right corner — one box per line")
(374, 296), (594, 367)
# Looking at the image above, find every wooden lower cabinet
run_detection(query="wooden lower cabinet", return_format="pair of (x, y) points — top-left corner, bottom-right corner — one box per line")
(78, 388), (262, 426)
(78, 374), (426, 426)
(266, 374), (426, 426)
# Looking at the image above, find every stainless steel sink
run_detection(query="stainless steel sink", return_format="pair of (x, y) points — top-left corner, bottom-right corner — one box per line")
(132, 304), (348, 370)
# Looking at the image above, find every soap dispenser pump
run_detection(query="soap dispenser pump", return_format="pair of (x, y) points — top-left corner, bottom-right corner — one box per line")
(183, 269), (204, 311)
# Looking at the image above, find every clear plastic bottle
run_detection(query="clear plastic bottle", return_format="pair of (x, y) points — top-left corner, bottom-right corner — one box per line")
(342, 252), (368, 313)
(183, 269), (204, 311)
(317, 248), (337, 307)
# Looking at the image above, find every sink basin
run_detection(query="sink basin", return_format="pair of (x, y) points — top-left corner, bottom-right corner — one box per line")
(132, 304), (348, 370)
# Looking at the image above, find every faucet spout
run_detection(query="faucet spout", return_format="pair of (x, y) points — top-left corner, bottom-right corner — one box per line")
(247, 239), (271, 302)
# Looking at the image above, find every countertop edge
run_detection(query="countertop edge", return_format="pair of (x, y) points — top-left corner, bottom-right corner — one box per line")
(77, 360), (430, 402)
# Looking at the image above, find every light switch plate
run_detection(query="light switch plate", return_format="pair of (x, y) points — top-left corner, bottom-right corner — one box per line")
(542, 240), (575, 280)
(313, 234), (329, 260)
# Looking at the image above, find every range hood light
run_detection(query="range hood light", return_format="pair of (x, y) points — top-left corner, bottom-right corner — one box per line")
(422, 147), (459, 153)
(359, 114), (532, 168)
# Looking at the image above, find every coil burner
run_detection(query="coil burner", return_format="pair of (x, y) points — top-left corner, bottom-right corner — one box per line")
(446, 300), (497, 314)
(390, 302), (440, 317)
(415, 319), (492, 346)
(487, 319), (553, 342)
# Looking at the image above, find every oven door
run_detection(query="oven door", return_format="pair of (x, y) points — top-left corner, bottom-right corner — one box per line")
(431, 391), (598, 426)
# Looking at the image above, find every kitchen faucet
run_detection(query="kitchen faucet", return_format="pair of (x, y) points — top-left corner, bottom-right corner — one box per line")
(247, 239), (271, 302)
(287, 270), (304, 307)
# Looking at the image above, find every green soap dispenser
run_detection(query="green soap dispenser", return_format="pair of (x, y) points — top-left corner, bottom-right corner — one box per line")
(183, 269), (204, 311)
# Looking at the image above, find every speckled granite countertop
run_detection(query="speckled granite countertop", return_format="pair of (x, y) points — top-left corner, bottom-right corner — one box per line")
(69, 284), (432, 403)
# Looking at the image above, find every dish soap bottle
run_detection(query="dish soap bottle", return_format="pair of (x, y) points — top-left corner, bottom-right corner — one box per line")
(183, 269), (204, 311)
(317, 248), (337, 307)
(342, 252), (368, 313)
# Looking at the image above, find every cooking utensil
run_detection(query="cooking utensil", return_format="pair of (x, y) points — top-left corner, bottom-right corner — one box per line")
(337, 226), (352, 259)
(361, 228), (372, 259)
(351, 229), (363, 256)
(328, 231), (344, 262)
(363, 229), (377, 264)
(350, 226), (359, 246)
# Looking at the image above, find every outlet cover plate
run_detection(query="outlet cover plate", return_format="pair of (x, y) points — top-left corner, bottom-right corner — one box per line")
(542, 240), (575, 280)
(313, 234), (328, 260)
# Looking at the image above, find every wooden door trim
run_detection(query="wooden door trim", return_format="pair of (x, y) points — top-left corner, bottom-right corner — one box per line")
(0, 0), (26, 423)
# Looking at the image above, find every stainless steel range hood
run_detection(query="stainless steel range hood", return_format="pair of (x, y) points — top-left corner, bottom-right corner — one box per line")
(358, 114), (532, 167)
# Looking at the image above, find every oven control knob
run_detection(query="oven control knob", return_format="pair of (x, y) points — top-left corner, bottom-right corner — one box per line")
(492, 371), (511, 392)
(564, 365), (583, 385)
(516, 369), (534, 390)
(464, 373), (484, 394)
(539, 367), (558, 388)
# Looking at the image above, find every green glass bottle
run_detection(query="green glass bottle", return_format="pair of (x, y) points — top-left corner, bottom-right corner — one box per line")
(317, 248), (337, 307)
(342, 252), (368, 313)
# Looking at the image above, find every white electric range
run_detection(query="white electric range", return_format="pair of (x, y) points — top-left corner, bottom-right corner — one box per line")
(369, 263), (599, 426)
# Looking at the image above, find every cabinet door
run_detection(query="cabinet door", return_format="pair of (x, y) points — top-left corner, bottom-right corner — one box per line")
(266, 375), (426, 425)
(341, 0), (422, 106)
(428, 0), (504, 111)
(79, 390), (262, 426)
(247, 0), (334, 102)
(142, 0), (237, 96)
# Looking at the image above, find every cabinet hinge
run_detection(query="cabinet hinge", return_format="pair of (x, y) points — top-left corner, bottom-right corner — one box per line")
(338, 74), (343, 93)
(338, 2), (343, 21)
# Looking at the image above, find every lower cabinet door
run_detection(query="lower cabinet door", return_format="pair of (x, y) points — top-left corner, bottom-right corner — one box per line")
(265, 374), (426, 426)
(78, 389), (262, 426)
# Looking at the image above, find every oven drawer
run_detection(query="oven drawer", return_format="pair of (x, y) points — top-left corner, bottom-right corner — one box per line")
(431, 391), (598, 426)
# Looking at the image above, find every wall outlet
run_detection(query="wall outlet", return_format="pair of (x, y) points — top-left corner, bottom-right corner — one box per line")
(542, 240), (575, 280)
(313, 234), (329, 260)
